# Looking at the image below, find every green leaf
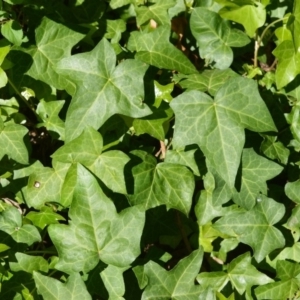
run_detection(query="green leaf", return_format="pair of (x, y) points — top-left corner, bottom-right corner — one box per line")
(25, 162), (70, 209)
(218, 2), (266, 37)
(197, 252), (273, 294)
(56, 38), (152, 142)
(133, 106), (173, 140)
(128, 26), (197, 74)
(233, 148), (283, 210)
(1, 20), (23, 46)
(0, 207), (41, 245)
(10, 253), (48, 274)
(260, 135), (290, 164)
(52, 127), (130, 194)
(190, 8), (250, 69)
(292, 0), (300, 51)
(170, 77), (276, 188)
(105, 19), (126, 43)
(176, 68), (239, 96)
(165, 148), (202, 176)
(255, 260), (300, 299)
(153, 80), (174, 108)
(285, 180), (300, 204)
(48, 164), (145, 273)
(100, 265), (128, 299)
(213, 195), (285, 262)
(25, 17), (85, 92)
(26, 206), (66, 230)
(33, 272), (92, 300)
(141, 249), (211, 299)
(36, 100), (65, 140)
(0, 121), (28, 164)
(126, 150), (195, 215)
(109, 0), (131, 9)
(135, 0), (175, 26)
(195, 172), (227, 226)
(273, 40), (300, 89)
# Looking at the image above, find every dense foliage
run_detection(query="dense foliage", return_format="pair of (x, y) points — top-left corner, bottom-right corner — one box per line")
(0, 0), (300, 299)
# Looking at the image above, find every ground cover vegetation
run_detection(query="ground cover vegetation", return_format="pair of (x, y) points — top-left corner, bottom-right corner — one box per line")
(0, 0), (299, 299)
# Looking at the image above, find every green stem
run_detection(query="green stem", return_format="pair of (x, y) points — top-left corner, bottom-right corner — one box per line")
(7, 77), (38, 117)
(254, 17), (288, 68)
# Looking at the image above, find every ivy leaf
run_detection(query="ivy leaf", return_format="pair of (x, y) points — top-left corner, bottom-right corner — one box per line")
(36, 100), (65, 140)
(170, 77), (276, 188)
(0, 207), (41, 245)
(126, 150), (195, 215)
(109, 0), (131, 9)
(233, 148), (283, 210)
(127, 26), (197, 74)
(190, 8), (250, 69)
(197, 252), (273, 295)
(141, 249), (212, 299)
(25, 206), (66, 230)
(104, 19), (126, 44)
(56, 38), (152, 142)
(52, 127), (129, 194)
(100, 265), (128, 299)
(176, 68), (239, 96)
(1, 20), (24, 46)
(165, 148), (202, 176)
(10, 253), (48, 274)
(273, 40), (300, 89)
(260, 135), (290, 164)
(135, 0), (175, 26)
(255, 260), (300, 299)
(25, 162), (70, 209)
(48, 164), (145, 273)
(218, 2), (266, 37)
(195, 172), (228, 226)
(285, 180), (300, 204)
(133, 106), (173, 140)
(25, 17), (84, 92)
(213, 195), (285, 262)
(33, 272), (92, 300)
(0, 120), (28, 164)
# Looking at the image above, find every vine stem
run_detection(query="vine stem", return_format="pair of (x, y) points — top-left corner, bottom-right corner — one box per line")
(254, 17), (288, 68)
(175, 210), (192, 254)
(7, 77), (38, 117)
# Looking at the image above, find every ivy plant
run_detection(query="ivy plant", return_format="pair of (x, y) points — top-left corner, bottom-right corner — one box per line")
(1, 0), (300, 299)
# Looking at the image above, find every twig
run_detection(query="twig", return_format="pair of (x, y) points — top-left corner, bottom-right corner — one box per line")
(254, 17), (288, 68)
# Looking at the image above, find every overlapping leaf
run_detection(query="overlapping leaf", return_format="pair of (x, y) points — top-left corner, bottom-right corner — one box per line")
(273, 40), (300, 89)
(255, 260), (300, 299)
(0, 206), (41, 245)
(213, 195), (285, 262)
(233, 148), (283, 210)
(141, 249), (212, 299)
(170, 77), (276, 187)
(127, 26), (197, 74)
(52, 127), (129, 194)
(135, 0), (175, 26)
(197, 252), (273, 295)
(48, 164), (145, 273)
(217, 1), (266, 37)
(36, 100), (65, 140)
(33, 272), (92, 300)
(56, 38), (152, 142)
(190, 7), (250, 69)
(0, 120), (28, 164)
(126, 150), (195, 215)
(24, 17), (84, 92)
(176, 68), (239, 96)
